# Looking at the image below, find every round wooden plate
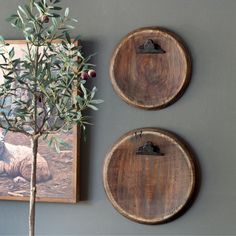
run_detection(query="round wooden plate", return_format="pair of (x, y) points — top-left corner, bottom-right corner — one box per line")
(110, 27), (192, 109)
(103, 128), (197, 224)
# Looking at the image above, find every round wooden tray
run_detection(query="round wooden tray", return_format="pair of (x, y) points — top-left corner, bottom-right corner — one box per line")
(110, 27), (192, 109)
(103, 128), (197, 224)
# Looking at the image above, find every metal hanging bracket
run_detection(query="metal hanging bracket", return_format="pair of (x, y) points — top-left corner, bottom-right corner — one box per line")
(137, 39), (165, 54)
(136, 141), (164, 156)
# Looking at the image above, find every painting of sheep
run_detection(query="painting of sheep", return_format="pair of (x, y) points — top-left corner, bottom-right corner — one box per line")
(0, 128), (78, 202)
(0, 42), (79, 203)
(0, 132), (51, 184)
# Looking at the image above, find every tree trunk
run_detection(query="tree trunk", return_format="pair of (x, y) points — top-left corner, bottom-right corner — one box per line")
(29, 136), (39, 236)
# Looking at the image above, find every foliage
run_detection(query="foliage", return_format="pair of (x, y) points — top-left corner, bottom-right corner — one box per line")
(0, 0), (102, 143)
(0, 1), (102, 235)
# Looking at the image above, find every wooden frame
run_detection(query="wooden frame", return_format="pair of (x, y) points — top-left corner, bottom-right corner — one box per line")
(110, 27), (192, 110)
(0, 40), (80, 203)
(103, 128), (197, 224)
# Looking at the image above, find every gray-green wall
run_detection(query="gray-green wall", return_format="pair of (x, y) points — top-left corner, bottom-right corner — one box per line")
(0, 0), (236, 235)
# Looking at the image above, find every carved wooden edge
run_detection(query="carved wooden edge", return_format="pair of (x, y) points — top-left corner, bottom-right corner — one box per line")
(109, 27), (192, 110)
(103, 127), (198, 224)
(0, 39), (80, 204)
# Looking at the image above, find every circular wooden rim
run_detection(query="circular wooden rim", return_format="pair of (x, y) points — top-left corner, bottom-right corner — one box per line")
(103, 128), (196, 224)
(109, 27), (192, 110)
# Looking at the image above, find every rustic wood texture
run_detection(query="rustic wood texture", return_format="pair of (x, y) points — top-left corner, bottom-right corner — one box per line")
(103, 128), (197, 224)
(110, 27), (192, 109)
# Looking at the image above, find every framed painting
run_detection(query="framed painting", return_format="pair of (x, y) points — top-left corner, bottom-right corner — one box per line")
(0, 40), (80, 203)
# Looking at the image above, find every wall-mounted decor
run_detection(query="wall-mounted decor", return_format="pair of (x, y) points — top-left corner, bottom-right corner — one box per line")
(110, 27), (192, 109)
(0, 37), (100, 203)
(0, 1), (102, 234)
(103, 128), (197, 224)
(0, 40), (81, 204)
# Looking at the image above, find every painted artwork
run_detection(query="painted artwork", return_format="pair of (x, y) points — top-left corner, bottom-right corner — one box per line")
(0, 41), (79, 203)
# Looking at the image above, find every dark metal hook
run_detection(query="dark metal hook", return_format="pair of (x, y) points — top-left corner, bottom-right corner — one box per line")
(134, 130), (142, 140)
(136, 141), (164, 156)
(137, 39), (165, 54)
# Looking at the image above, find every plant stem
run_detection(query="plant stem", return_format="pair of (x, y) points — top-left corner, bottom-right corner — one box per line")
(29, 19), (40, 236)
(29, 0), (33, 13)
(29, 136), (38, 236)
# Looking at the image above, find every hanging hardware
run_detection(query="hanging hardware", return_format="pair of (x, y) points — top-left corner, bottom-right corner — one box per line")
(136, 141), (164, 156)
(137, 39), (165, 54)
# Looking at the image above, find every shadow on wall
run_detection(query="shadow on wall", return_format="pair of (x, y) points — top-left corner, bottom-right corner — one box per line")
(79, 39), (99, 201)
(80, 123), (92, 201)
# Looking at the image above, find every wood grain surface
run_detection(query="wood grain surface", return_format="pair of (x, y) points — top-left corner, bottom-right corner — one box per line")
(110, 27), (192, 109)
(103, 128), (197, 224)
